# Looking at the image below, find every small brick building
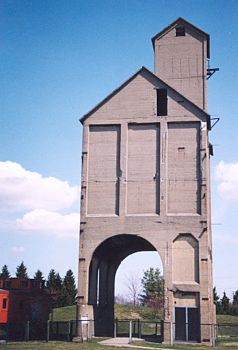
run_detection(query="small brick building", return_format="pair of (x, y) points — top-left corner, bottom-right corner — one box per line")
(0, 278), (52, 324)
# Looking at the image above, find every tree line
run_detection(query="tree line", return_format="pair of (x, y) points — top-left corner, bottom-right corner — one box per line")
(214, 287), (238, 315)
(0, 262), (77, 308)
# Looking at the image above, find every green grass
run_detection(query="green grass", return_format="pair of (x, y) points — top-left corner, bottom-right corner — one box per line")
(0, 340), (132, 350)
(216, 314), (238, 324)
(51, 304), (162, 322)
(115, 304), (160, 320)
(52, 305), (238, 325)
(132, 339), (238, 350)
(51, 306), (76, 321)
(0, 339), (238, 350)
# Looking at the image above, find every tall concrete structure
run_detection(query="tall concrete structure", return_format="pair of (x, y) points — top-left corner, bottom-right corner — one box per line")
(77, 18), (215, 344)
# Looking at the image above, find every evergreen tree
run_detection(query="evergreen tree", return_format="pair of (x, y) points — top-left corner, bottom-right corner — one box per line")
(55, 272), (62, 290)
(221, 292), (230, 314)
(62, 269), (77, 306)
(47, 270), (64, 307)
(15, 261), (28, 278)
(47, 269), (58, 292)
(233, 290), (238, 305)
(34, 270), (44, 281)
(231, 290), (238, 315)
(140, 267), (164, 318)
(0, 265), (10, 279)
(213, 287), (222, 314)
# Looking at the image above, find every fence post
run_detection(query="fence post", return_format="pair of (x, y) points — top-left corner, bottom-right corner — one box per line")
(170, 321), (173, 345)
(46, 320), (50, 342)
(67, 320), (71, 342)
(25, 321), (30, 341)
(70, 320), (74, 341)
(114, 319), (117, 338)
(129, 321), (132, 344)
(88, 320), (93, 340)
(138, 320), (141, 338)
(212, 323), (216, 347)
(160, 320), (164, 342)
(6, 322), (9, 342)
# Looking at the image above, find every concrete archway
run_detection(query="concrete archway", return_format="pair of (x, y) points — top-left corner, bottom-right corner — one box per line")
(88, 234), (162, 336)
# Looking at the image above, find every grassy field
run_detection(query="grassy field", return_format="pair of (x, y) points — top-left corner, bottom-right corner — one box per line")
(0, 338), (238, 350)
(133, 339), (238, 350)
(0, 340), (128, 350)
(52, 304), (147, 321)
(51, 305), (76, 321)
(52, 304), (163, 321)
(52, 304), (238, 324)
(216, 314), (238, 324)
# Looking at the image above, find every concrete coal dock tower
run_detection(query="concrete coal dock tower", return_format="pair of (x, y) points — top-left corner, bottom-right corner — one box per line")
(77, 18), (216, 345)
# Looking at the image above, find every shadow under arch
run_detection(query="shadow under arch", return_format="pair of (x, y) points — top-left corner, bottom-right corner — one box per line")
(88, 234), (162, 336)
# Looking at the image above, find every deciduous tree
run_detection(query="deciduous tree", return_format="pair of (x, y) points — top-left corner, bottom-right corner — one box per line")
(125, 271), (141, 305)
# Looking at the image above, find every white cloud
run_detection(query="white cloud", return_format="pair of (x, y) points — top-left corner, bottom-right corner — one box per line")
(16, 209), (80, 238)
(0, 161), (79, 212)
(215, 160), (238, 201)
(11, 246), (25, 253)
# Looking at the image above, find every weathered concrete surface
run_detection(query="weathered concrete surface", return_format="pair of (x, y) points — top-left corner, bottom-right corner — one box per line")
(77, 17), (215, 345)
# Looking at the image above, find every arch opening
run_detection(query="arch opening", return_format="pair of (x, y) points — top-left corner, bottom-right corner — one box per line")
(88, 234), (163, 336)
(115, 251), (163, 304)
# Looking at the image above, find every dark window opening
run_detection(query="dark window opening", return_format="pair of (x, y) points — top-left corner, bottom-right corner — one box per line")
(20, 280), (28, 288)
(4, 281), (11, 289)
(176, 26), (185, 37)
(2, 298), (7, 309)
(19, 300), (24, 311)
(157, 88), (167, 116)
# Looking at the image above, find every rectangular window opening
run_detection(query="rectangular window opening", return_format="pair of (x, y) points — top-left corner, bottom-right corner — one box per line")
(157, 88), (167, 116)
(2, 298), (7, 309)
(20, 281), (28, 288)
(176, 26), (185, 37)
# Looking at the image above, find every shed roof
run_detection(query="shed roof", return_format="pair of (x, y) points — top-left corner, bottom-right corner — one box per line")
(151, 17), (210, 58)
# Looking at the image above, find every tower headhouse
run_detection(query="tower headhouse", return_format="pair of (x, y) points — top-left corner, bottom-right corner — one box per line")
(152, 17), (209, 110)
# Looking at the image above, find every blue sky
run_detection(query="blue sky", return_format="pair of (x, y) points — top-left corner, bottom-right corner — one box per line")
(1, 0), (238, 300)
